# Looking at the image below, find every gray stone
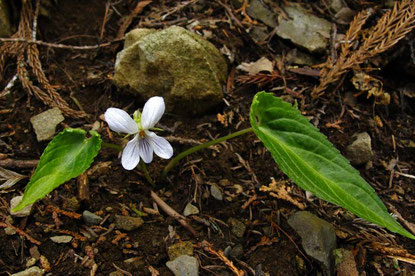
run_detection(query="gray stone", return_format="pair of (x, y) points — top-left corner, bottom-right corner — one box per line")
(11, 266), (44, 276)
(346, 132), (373, 165)
(275, 4), (332, 54)
(250, 26), (269, 42)
(229, 244), (244, 259)
(82, 210), (103, 226)
(210, 185), (223, 201)
(0, 0), (11, 37)
(328, 0), (347, 13)
(288, 211), (337, 275)
(115, 215), (144, 231)
(287, 49), (319, 66)
(246, 0), (278, 28)
(10, 196), (33, 217)
(183, 202), (199, 217)
(168, 241), (194, 260)
(30, 108), (64, 141)
(114, 26), (227, 115)
(50, 235), (73, 244)
(227, 218), (246, 238)
(166, 255), (199, 276)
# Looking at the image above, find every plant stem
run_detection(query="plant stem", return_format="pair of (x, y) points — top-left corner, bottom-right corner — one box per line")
(161, 127), (253, 179)
(140, 161), (154, 186)
(101, 142), (122, 151)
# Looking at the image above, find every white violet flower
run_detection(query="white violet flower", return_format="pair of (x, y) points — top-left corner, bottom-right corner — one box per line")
(104, 96), (173, 170)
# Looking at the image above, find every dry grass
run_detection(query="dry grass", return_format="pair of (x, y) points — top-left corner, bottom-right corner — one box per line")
(312, 0), (415, 98)
(0, 0), (86, 118)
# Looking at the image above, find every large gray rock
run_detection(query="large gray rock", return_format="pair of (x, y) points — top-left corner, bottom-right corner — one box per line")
(346, 132), (373, 166)
(288, 211), (337, 275)
(0, 0), (11, 37)
(114, 26), (227, 115)
(276, 4), (332, 54)
(166, 255), (199, 276)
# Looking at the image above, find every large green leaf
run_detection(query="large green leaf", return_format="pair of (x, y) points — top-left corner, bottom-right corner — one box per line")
(13, 128), (101, 211)
(250, 92), (414, 239)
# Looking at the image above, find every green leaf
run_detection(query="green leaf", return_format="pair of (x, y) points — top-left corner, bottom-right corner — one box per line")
(250, 92), (414, 239)
(13, 128), (101, 211)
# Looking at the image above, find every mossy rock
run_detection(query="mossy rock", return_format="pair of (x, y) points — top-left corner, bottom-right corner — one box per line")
(114, 26), (227, 115)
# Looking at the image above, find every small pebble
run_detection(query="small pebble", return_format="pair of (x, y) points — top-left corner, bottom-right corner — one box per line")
(10, 196), (33, 217)
(166, 255), (199, 276)
(50, 235), (73, 244)
(82, 210), (103, 226)
(115, 215), (144, 231)
(183, 203), (199, 217)
(210, 185), (223, 201)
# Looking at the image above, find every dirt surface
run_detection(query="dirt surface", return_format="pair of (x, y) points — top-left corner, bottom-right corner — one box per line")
(1, 1), (415, 275)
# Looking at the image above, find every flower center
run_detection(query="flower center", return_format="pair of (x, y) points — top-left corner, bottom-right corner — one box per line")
(139, 130), (145, 138)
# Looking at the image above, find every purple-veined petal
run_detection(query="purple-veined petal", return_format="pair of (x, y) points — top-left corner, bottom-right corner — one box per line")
(121, 135), (140, 170)
(147, 131), (173, 159)
(141, 97), (165, 129)
(139, 137), (154, 163)
(105, 108), (138, 134)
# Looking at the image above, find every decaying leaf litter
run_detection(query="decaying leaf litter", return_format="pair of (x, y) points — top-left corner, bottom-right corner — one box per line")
(1, 0), (415, 275)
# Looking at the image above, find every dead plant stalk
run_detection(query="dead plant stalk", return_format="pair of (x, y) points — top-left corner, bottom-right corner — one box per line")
(312, 0), (415, 97)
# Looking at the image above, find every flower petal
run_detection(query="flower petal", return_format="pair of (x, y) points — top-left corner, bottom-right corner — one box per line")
(147, 132), (173, 159)
(105, 108), (138, 134)
(139, 137), (154, 163)
(141, 97), (165, 129)
(121, 135), (140, 170)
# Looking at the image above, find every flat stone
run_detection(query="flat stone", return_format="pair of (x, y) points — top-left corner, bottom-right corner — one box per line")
(275, 4), (332, 54)
(25, 257), (37, 268)
(11, 266), (44, 276)
(82, 210), (103, 226)
(115, 215), (144, 231)
(114, 26), (227, 115)
(168, 241), (194, 260)
(210, 185), (223, 201)
(50, 235), (73, 244)
(246, 0), (278, 28)
(0, 0), (11, 37)
(30, 107), (64, 141)
(346, 132), (373, 165)
(227, 218), (246, 238)
(229, 244), (244, 259)
(10, 196), (33, 217)
(183, 203), (199, 217)
(166, 255), (199, 276)
(288, 211), (337, 275)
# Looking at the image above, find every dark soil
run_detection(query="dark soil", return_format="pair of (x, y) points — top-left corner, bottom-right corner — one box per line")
(1, 1), (415, 275)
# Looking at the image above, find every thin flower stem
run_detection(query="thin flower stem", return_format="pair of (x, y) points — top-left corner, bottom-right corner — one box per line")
(161, 127), (253, 179)
(140, 161), (154, 186)
(101, 142), (123, 151)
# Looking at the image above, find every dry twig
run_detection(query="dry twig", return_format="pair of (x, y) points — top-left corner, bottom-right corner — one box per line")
(201, 240), (245, 276)
(312, 1), (415, 97)
(150, 190), (198, 237)
(0, 0), (87, 118)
